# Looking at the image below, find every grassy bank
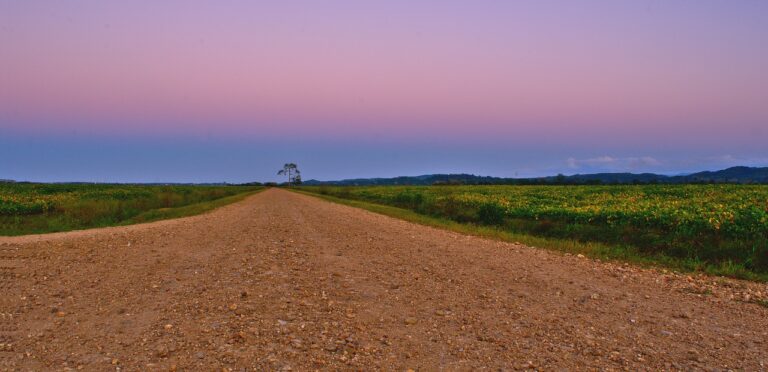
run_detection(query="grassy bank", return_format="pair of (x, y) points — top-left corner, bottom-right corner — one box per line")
(296, 186), (768, 281)
(0, 183), (262, 235)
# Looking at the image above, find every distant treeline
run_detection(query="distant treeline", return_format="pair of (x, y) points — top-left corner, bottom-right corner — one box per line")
(302, 166), (768, 186)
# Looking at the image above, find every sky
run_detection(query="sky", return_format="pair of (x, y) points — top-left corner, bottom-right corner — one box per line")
(1, 0), (767, 183)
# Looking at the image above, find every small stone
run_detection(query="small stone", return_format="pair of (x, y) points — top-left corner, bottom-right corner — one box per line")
(674, 312), (691, 319)
(111, 359), (119, 365)
(228, 303), (238, 311)
(660, 330), (673, 336)
(434, 309), (450, 316)
(577, 254), (586, 258)
(195, 351), (206, 359)
(164, 324), (173, 330)
(590, 293), (600, 300)
(404, 317), (418, 325)
(55, 311), (66, 317)
(290, 339), (305, 349)
(155, 345), (169, 358)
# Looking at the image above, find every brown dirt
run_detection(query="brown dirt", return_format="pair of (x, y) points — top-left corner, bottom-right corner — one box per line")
(2, 188), (767, 371)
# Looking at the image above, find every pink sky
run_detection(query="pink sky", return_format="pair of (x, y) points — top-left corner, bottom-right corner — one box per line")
(1, 1), (767, 181)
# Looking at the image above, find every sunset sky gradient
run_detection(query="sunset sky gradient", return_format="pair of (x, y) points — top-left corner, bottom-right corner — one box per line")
(2, 1), (767, 182)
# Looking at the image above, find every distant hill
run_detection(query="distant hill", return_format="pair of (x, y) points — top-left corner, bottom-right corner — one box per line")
(302, 166), (768, 186)
(675, 166), (768, 183)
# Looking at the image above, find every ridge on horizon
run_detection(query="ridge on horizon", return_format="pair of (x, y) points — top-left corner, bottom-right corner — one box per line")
(302, 166), (768, 186)
(3, 166), (767, 186)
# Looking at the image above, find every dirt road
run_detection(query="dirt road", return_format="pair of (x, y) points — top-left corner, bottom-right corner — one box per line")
(2, 188), (767, 370)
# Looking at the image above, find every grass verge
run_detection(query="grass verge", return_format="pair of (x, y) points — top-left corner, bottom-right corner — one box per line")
(123, 189), (263, 225)
(293, 189), (768, 282)
(0, 188), (263, 235)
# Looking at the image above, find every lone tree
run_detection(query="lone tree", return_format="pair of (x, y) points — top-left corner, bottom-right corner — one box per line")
(277, 163), (300, 187)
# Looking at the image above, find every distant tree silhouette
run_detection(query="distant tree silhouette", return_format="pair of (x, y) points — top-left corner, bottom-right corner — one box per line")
(277, 163), (300, 187)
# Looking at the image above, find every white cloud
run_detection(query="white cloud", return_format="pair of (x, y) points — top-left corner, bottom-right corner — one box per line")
(672, 154), (768, 170)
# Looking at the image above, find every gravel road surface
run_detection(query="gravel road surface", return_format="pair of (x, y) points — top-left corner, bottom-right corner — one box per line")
(2, 188), (767, 370)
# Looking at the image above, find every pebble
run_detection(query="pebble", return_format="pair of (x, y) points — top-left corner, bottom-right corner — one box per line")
(404, 317), (418, 325)
(155, 345), (169, 358)
(290, 339), (305, 349)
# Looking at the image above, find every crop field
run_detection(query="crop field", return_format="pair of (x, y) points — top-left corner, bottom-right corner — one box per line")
(0, 183), (261, 235)
(303, 185), (768, 278)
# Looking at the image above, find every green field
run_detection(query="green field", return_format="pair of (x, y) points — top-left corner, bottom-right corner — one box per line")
(0, 183), (262, 235)
(302, 185), (768, 279)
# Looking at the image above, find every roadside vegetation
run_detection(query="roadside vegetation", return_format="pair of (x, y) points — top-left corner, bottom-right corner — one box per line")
(299, 185), (768, 281)
(0, 183), (262, 235)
